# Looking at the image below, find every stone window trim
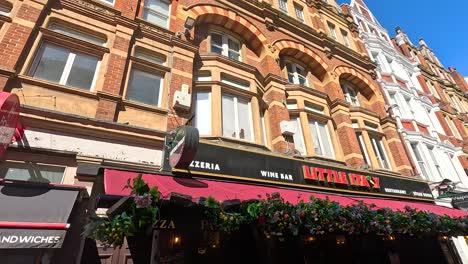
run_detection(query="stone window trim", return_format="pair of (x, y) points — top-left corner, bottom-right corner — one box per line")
(281, 58), (311, 88)
(142, 0), (171, 29)
(209, 30), (243, 62)
(193, 75), (266, 146)
(122, 50), (170, 111)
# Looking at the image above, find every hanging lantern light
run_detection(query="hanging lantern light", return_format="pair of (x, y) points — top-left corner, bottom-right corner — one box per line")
(336, 235), (346, 245)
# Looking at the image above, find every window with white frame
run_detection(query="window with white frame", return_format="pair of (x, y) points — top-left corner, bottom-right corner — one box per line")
(221, 75), (249, 90)
(341, 30), (350, 47)
(370, 136), (390, 169)
(278, 0), (288, 13)
(100, 0), (115, 5)
(450, 96), (462, 112)
(48, 24), (106, 46)
(426, 81), (440, 99)
(0, 162), (65, 183)
(328, 22), (337, 40)
(294, 4), (304, 23)
(285, 62), (308, 86)
(309, 119), (334, 158)
(427, 145), (442, 179)
(142, 0), (171, 29)
(446, 117), (462, 139)
(222, 94), (253, 141)
(28, 43), (100, 90)
(126, 69), (164, 107)
(290, 117), (306, 155)
(210, 32), (241, 61)
(411, 143), (431, 180)
(194, 92), (211, 135)
(356, 132), (371, 166)
(341, 82), (359, 106)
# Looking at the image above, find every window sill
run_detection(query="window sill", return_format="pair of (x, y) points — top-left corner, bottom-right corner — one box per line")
(0, 13), (11, 23)
(199, 53), (257, 74)
(121, 99), (169, 115)
(285, 84), (328, 100)
(18, 75), (99, 99)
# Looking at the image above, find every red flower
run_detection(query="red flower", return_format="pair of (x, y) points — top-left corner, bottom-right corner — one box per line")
(283, 214), (289, 219)
(258, 216), (266, 225)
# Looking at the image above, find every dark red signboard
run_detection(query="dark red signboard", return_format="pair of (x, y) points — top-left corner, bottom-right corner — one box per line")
(0, 92), (19, 158)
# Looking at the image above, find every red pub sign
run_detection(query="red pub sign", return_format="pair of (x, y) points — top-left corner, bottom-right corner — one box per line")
(302, 165), (380, 189)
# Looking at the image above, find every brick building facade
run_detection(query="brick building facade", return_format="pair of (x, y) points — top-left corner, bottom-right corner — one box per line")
(0, 0), (467, 262)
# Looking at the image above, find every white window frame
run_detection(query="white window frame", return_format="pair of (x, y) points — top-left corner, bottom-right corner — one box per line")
(426, 81), (440, 99)
(341, 82), (359, 106)
(357, 133), (371, 166)
(411, 143), (432, 181)
(309, 119), (335, 159)
(29, 43), (100, 91)
(291, 117), (306, 155)
(99, 0), (115, 5)
(222, 94), (254, 142)
(194, 92), (212, 135)
(260, 111), (268, 146)
(143, 0), (171, 29)
(328, 22), (337, 40)
(294, 4), (304, 23)
(426, 145), (443, 179)
(370, 136), (391, 170)
(447, 117), (462, 139)
(210, 32), (241, 62)
(450, 96), (462, 112)
(126, 68), (164, 107)
(285, 62), (308, 87)
(278, 0), (288, 13)
(341, 30), (350, 47)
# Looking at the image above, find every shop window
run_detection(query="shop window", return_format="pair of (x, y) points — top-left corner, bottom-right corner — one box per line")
(370, 136), (390, 169)
(294, 4), (304, 23)
(210, 32), (241, 61)
(327, 22), (337, 40)
(278, 0), (288, 13)
(222, 94), (253, 141)
(221, 74), (249, 90)
(309, 119), (334, 158)
(341, 81), (359, 106)
(0, 162), (65, 183)
(143, 0), (171, 28)
(286, 62), (308, 86)
(341, 30), (350, 47)
(194, 92), (211, 135)
(290, 117), (306, 155)
(28, 43), (100, 90)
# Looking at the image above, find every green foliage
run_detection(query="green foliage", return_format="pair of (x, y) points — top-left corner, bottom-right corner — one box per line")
(84, 174), (159, 247)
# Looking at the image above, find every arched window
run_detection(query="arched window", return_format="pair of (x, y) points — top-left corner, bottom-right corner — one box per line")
(285, 61), (308, 86)
(341, 81), (359, 106)
(210, 32), (241, 61)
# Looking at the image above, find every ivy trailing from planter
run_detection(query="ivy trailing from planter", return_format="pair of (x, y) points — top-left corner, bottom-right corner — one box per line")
(84, 174), (160, 247)
(85, 176), (468, 248)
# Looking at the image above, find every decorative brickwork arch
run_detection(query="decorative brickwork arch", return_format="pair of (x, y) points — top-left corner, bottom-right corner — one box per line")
(334, 66), (376, 99)
(188, 4), (268, 54)
(273, 40), (328, 81)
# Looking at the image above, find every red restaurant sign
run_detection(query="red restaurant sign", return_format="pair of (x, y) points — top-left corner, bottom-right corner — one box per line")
(0, 92), (20, 158)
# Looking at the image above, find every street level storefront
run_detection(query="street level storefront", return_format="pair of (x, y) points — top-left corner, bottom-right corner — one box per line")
(0, 179), (88, 263)
(84, 141), (468, 263)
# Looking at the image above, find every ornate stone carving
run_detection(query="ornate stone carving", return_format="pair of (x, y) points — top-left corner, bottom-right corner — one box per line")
(63, 0), (115, 17)
(324, 47), (333, 59)
(267, 44), (276, 53)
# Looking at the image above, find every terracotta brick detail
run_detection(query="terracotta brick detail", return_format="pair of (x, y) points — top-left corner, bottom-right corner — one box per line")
(0, 23), (34, 69)
(115, 0), (138, 19)
(95, 99), (118, 121)
(102, 53), (127, 94)
(17, 4), (42, 22)
(113, 36), (130, 52)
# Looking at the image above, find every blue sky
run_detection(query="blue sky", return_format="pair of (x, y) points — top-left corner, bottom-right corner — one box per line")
(335, 0), (468, 76)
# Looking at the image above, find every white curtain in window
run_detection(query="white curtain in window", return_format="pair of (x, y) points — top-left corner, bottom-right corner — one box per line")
(222, 95), (236, 138)
(290, 118), (305, 155)
(237, 99), (251, 140)
(195, 92), (211, 135)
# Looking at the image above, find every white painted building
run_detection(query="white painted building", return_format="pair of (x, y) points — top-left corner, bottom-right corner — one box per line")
(346, 0), (468, 261)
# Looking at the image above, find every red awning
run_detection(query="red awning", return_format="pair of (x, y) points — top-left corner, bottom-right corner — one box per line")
(104, 169), (468, 218)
